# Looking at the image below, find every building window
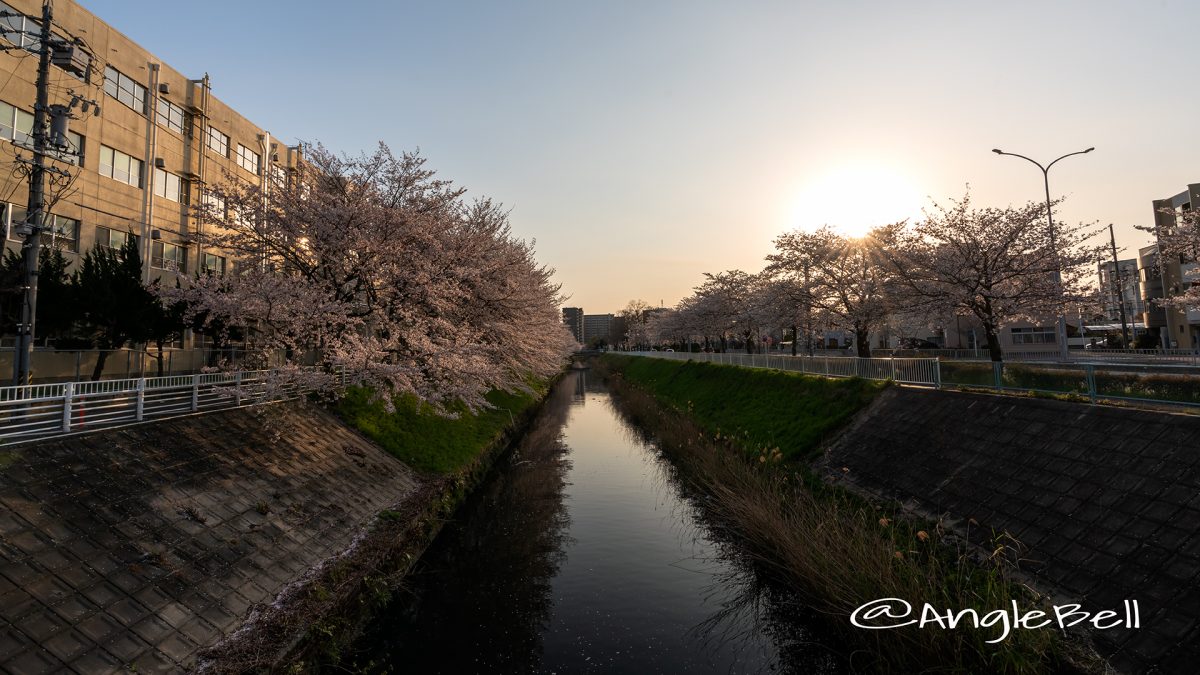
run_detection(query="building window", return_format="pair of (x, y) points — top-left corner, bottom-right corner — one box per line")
(201, 190), (225, 219)
(0, 100), (82, 165)
(151, 241), (187, 273)
(206, 126), (229, 157)
(98, 145), (143, 188)
(202, 252), (226, 275)
(0, 100), (33, 146)
(155, 98), (187, 135)
(153, 168), (183, 202)
(269, 163), (286, 188)
(103, 66), (146, 114)
(235, 143), (260, 175)
(0, 2), (37, 51)
(96, 226), (137, 251)
(40, 215), (78, 253)
(1010, 326), (1057, 345)
(3, 206), (78, 252)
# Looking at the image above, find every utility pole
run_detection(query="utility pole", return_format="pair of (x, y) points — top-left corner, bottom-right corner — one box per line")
(12, 1), (54, 386)
(1108, 224), (1131, 349)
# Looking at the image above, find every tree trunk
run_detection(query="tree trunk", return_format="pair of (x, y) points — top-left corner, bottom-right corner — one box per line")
(155, 339), (165, 377)
(91, 350), (108, 381)
(791, 324), (798, 356)
(984, 324), (1004, 362)
(855, 324), (872, 358)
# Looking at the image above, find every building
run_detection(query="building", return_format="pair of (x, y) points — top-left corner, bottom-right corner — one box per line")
(1147, 184), (1200, 350)
(562, 307), (584, 344)
(583, 313), (614, 347)
(1098, 259), (1144, 324)
(0, 0), (299, 296)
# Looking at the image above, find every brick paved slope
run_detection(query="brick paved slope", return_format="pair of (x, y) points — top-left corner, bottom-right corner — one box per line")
(0, 402), (417, 674)
(820, 388), (1200, 675)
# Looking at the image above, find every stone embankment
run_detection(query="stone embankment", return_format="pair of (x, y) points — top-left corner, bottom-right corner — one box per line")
(820, 388), (1200, 674)
(0, 402), (418, 673)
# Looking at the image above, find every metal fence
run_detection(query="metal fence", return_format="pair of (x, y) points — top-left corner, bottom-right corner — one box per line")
(624, 351), (1200, 408)
(0, 368), (330, 446)
(0, 347), (312, 383)
(626, 351), (942, 387)
(807, 347), (1200, 366)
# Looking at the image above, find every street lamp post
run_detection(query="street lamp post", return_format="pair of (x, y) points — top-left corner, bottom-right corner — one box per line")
(992, 146), (1094, 360)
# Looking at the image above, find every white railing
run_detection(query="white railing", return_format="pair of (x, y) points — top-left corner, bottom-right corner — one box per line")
(0, 367), (339, 445)
(626, 351), (942, 387)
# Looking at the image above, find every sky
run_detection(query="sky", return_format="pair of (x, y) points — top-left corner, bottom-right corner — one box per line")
(83, 0), (1200, 314)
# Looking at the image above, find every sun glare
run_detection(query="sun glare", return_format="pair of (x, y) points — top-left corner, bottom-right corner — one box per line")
(788, 166), (926, 238)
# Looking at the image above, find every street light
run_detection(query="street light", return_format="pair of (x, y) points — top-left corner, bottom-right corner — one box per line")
(992, 146), (1095, 360)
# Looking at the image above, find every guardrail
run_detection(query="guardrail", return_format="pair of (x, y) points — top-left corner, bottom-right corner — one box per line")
(626, 351), (942, 387)
(0, 368), (334, 446)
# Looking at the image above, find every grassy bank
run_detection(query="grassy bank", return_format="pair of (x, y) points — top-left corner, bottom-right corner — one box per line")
(336, 382), (548, 474)
(605, 354), (885, 461)
(599, 354), (1099, 674)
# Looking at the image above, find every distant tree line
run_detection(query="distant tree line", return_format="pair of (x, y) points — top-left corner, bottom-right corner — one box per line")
(631, 193), (1105, 362)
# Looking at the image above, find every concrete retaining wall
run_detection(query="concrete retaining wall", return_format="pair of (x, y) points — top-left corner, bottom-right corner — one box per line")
(820, 388), (1200, 674)
(0, 402), (417, 673)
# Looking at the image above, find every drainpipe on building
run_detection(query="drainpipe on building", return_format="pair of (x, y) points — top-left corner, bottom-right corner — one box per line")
(141, 63), (161, 284)
(258, 132), (270, 272)
(192, 74), (210, 275)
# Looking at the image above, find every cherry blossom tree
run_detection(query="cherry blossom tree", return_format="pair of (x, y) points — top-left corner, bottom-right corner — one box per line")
(769, 226), (894, 357)
(618, 299), (653, 349)
(765, 230), (830, 356)
(883, 194), (1101, 361)
(174, 143), (573, 413)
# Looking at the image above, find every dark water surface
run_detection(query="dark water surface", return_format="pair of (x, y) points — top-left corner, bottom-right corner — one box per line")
(351, 371), (844, 674)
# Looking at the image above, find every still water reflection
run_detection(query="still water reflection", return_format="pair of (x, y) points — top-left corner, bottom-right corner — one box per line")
(352, 371), (843, 673)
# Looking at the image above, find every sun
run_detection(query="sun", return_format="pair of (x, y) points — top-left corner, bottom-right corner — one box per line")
(788, 165), (926, 238)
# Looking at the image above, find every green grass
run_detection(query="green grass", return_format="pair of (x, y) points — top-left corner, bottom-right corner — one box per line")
(602, 354), (886, 461)
(335, 383), (546, 474)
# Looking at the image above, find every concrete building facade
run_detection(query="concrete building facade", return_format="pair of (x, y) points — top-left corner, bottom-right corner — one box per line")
(0, 0), (298, 293)
(1147, 184), (1200, 350)
(583, 313), (614, 347)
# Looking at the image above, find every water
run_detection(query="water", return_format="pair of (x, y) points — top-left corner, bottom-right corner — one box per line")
(350, 371), (843, 673)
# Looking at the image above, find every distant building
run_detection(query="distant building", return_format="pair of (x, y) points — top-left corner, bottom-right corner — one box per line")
(1098, 259), (1144, 323)
(562, 307), (584, 344)
(583, 314), (614, 347)
(610, 315), (628, 346)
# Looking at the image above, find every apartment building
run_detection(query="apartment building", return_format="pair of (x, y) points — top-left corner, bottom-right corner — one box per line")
(583, 313), (614, 346)
(0, 0), (298, 290)
(1146, 184), (1200, 350)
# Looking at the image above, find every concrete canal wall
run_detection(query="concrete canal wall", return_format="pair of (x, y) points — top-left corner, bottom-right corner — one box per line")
(0, 402), (418, 673)
(820, 388), (1200, 675)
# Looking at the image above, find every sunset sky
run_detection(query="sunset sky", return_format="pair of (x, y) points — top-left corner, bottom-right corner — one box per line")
(87, 0), (1200, 313)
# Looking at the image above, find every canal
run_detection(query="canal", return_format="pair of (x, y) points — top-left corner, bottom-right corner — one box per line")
(350, 370), (844, 673)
